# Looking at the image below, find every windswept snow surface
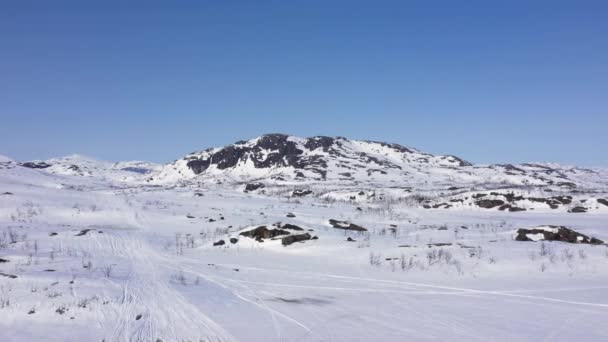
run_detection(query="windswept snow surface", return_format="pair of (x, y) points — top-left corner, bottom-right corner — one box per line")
(2, 141), (608, 341)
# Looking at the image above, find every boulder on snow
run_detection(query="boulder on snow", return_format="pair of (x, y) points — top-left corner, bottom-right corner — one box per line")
(244, 183), (265, 192)
(292, 189), (313, 197)
(475, 199), (505, 209)
(280, 223), (304, 231)
(213, 240), (225, 246)
(329, 219), (367, 232)
(514, 226), (603, 244)
(281, 233), (312, 246)
(568, 206), (588, 213)
(240, 226), (290, 242)
(19, 161), (52, 169)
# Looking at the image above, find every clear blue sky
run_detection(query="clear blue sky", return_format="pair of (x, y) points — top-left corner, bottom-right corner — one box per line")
(1, 0), (606, 166)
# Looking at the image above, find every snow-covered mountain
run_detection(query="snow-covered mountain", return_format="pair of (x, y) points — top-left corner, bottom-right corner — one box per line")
(17, 154), (160, 183)
(151, 134), (607, 190)
(9, 134), (608, 213)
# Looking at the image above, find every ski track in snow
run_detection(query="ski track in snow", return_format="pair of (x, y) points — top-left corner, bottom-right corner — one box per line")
(84, 232), (238, 342)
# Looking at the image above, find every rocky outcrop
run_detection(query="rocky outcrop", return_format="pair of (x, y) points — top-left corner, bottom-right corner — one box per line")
(514, 226), (603, 244)
(240, 226), (290, 242)
(19, 161), (52, 169)
(476, 199), (505, 209)
(281, 233), (312, 246)
(244, 183), (265, 192)
(329, 219), (367, 232)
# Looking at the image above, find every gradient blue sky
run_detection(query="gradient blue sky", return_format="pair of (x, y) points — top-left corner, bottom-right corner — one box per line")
(1, 1), (607, 166)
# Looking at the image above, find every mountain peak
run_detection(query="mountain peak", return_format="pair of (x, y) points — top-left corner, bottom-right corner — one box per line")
(152, 134), (473, 184)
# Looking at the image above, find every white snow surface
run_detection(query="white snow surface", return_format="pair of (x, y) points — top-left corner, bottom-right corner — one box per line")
(0, 155), (14, 163)
(2, 138), (608, 341)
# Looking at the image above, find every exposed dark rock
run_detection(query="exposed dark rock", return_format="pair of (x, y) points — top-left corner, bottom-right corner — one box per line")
(208, 218), (216, 222)
(311, 236), (319, 240)
(496, 164), (525, 172)
(0, 272), (18, 279)
(281, 223), (304, 231)
(49, 232), (58, 236)
(472, 193), (487, 199)
(286, 213), (296, 218)
(568, 206), (588, 213)
(292, 189), (313, 197)
(213, 145), (249, 169)
(491, 192), (524, 202)
(346, 237), (356, 242)
(75, 229), (93, 236)
(240, 226), (290, 242)
(281, 233), (312, 246)
(1, 192), (13, 195)
(186, 215), (195, 219)
(475, 199), (505, 209)
(244, 183), (265, 192)
(0, 258), (9, 263)
(229, 238), (238, 244)
(304, 136), (335, 152)
(19, 161), (52, 169)
(445, 155), (472, 167)
(427, 243), (452, 247)
(213, 240), (225, 246)
(597, 199), (608, 207)
(528, 197), (561, 209)
(329, 219), (367, 232)
(186, 159), (211, 174)
(514, 226), (603, 244)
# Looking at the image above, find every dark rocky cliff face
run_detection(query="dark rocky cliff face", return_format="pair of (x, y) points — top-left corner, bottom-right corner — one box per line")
(186, 134), (335, 175)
